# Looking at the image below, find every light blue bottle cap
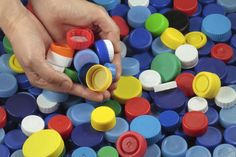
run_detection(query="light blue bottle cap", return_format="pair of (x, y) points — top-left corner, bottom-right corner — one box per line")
(202, 3), (225, 17)
(202, 14), (232, 42)
(67, 103), (94, 126)
(104, 63), (116, 81)
(161, 135), (188, 157)
(42, 90), (69, 102)
(144, 144), (161, 157)
(105, 117), (129, 143)
(72, 147), (97, 157)
(0, 73), (18, 98)
(217, 0), (236, 13)
(11, 150), (24, 157)
(0, 54), (15, 74)
(92, 0), (120, 10)
(224, 125), (236, 147)
(127, 6), (151, 28)
(152, 37), (173, 56)
(130, 115), (162, 145)
(219, 105), (236, 128)
(186, 146), (211, 157)
(0, 128), (5, 144)
(121, 57), (140, 76)
(213, 144), (236, 157)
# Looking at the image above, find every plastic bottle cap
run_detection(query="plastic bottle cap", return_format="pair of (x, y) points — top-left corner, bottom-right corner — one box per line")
(193, 72), (221, 99)
(47, 49), (73, 68)
(0, 144), (10, 157)
(192, 3), (203, 17)
(121, 57), (140, 76)
(151, 37), (173, 56)
(202, 3), (225, 17)
(215, 86), (236, 108)
(199, 39), (215, 56)
(213, 144), (236, 157)
(174, 0), (198, 16)
(116, 131), (147, 157)
(0, 73), (17, 98)
(144, 144), (161, 157)
(224, 125), (236, 147)
(42, 90), (68, 103)
(133, 52), (154, 71)
(97, 146), (119, 157)
(225, 66), (236, 85)
(220, 105), (236, 128)
(27, 87), (42, 98)
(16, 74), (31, 90)
(92, 0), (119, 11)
(159, 110), (180, 132)
(145, 13), (169, 37)
(64, 68), (79, 83)
(91, 106), (116, 132)
(211, 43), (234, 63)
(227, 13), (236, 33)
(66, 28), (94, 50)
(189, 17), (203, 32)
(72, 147), (97, 157)
(104, 63), (116, 81)
(202, 14), (232, 42)
(86, 64), (112, 92)
(102, 100), (122, 116)
(154, 81), (178, 92)
(139, 70), (161, 91)
(160, 27), (186, 50)
(11, 150), (24, 157)
(9, 55), (24, 73)
(94, 40), (111, 64)
(36, 94), (59, 114)
(185, 32), (207, 49)
(175, 73), (195, 97)
(113, 76), (142, 104)
(48, 114), (72, 139)
(205, 107), (219, 126)
(188, 96), (208, 113)
(128, 0), (149, 7)
(4, 129), (27, 151)
(112, 16), (130, 38)
(150, 0), (171, 9)
(23, 129), (64, 157)
(0, 107), (7, 128)
(120, 41), (127, 58)
(217, 0), (236, 13)
(3, 36), (13, 54)
(50, 42), (74, 58)
(0, 54), (15, 74)
(182, 111), (208, 137)
(21, 115), (44, 136)
(186, 146), (211, 157)
(110, 4), (130, 19)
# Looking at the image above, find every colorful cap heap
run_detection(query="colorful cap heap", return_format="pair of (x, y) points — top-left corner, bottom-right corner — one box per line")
(9, 55), (24, 73)
(21, 115), (45, 136)
(211, 43), (234, 63)
(185, 31), (207, 49)
(174, 0), (198, 16)
(215, 86), (236, 108)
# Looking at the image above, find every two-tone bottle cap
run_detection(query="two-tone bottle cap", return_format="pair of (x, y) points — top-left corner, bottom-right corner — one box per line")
(36, 94), (59, 114)
(21, 115), (45, 136)
(9, 55), (24, 73)
(94, 40), (112, 64)
(50, 42), (74, 58)
(48, 62), (65, 73)
(47, 49), (73, 68)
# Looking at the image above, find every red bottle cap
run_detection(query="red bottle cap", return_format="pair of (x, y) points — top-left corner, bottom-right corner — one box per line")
(48, 114), (73, 139)
(211, 43), (234, 63)
(116, 131), (147, 157)
(174, 0), (198, 16)
(0, 107), (7, 128)
(66, 28), (94, 50)
(125, 97), (151, 122)
(182, 111), (208, 137)
(112, 16), (130, 38)
(176, 73), (195, 97)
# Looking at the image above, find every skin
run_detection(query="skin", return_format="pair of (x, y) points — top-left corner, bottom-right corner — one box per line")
(0, 0), (121, 102)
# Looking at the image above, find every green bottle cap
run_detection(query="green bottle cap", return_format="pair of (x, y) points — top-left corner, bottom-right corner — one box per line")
(151, 53), (181, 82)
(102, 100), (122, 116)
(97, 146), (119, 157)
(3, 36), (13, 54)
(64, 68), (79, 83)
(145, 13), (169, 37)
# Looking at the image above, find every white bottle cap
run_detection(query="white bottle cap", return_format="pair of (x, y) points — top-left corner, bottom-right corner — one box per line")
(128, 0), (149, 7)
(175, 44), (199, 69)
(188, 96), (208, 113)
(139, 70), (162, 91)
(104, 40), (114, 62)
(48, 62), (65, 73)
(47, 50), (73, 68)
(154, 81), (177, 92)
(21, 115), (45, 136)
(215, 86), (236, 108)
(36, 94), (59, 114)
(120, 41), (127, 58)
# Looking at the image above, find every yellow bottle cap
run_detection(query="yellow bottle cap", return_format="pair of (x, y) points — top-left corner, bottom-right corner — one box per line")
(91, 106), (116, 132)
(113, 76), (142, 104)
(9, 54), (24, 73)
(86, 64), (112, 92)
(160, 27), (186, 50)
(185, 31), (207, 49)
(193, 72), (221, 99)
(23, 129), (64, 157)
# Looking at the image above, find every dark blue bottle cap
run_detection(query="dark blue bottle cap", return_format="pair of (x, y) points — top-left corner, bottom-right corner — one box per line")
(227, 13), (236, 33)
(4, 129), (27, 151)
(150, 0), (171, 9)
(198, 39), (215, 56)
(151, 37), (173, 56)
(150, 88), (187, 113)
(128, 28), (153, 53)
(196, 127), (222, 151)
(224, 125), (236, 147)
(142, 91), (152, 102)
(213, 144), (236, 157)
(5, 93), (38, 122)
(230, 35), (236, 49)
(0, 54), (15, 74)
(202, 3), (225, 17)
(0, 144), (10, 157)
(198, 0), (215, 5)
(21, 0), (28, 6)
(109, 4), (129, 19)
(205, 107), (219, 126)
(0, 128), (5, 144)
(15, 74), (32, 90)
(159, 110), (180, 133)
(0, 41), (6, 55)
(148, 5), (157, 14)
(79, 63), (96, 85)
(227, 48), (236, 65)
(159, 8), (172, 14)
(192, 3), (202, 17)
(189, 17), (203, 32)
(144, 144), (161, 157)
(194, 57), (227, 80)
(186, 146), (211, 157)
(121, 57), (140, 76)
(225, 66), (236, 85)
(132, 51), (153, 70)
(27, 87), (42, 98)
(0, 73), (18, 98)
(94, 40), (110, 64)
(71, 123), (104, 149)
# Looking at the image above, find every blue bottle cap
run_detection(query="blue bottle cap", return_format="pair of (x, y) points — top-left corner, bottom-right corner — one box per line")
(150, 0), (171, 9)
(71, 123), (104, 148)
(202, 3), (225, 17)
(0, 128), (5, 144)
(202, 14), (232, 42)
(159, 110), (180, 133)
(150, 88), (187, 113)
(0, 144), (10, 157)
(186, 146), (211, 157)
(92, 0), (119, 10)
(220, 103), (236, 128)
(162, 135), (188, 157)
(105, 117), (129, 143)
(127, 6), (151, 28)
(72, 147), (97, 157)
(192, 3), (203, 17)
(42, 90), (69, 102)
(174, 129), (189, 141)
(5, 93), (37, 122)
(128, 28), (153, 52)
(0, 73), (18, 98)
(79, 63), (96, 85)
(21, 0), (28, 6)
(151, 37), (173, 56)
(224, 125), (236, 147)
(94, 40), (110, 64)
(225, 66), (236, 85)
(148, 5), (157, 14)
(27, 87), (42, 98)
(67, 103), (94, 126)
(0, 54), (14, 74)
(199, 0), (215, 5)
(213, 144), (236, 157)
(198, 39), (215, 56)
(133, 51), (153, 70)
(227, 48), (236, 65)
(11, 150), (24, 157)
(15, 74), (31, 90)
(104, 63), (116, 81)
(230, 35), (236, 48)
(217, 0), (236, 13)
(130, 115), (161, 145)
(144, 144), (161, 157)
(194, 57), (227, 80)
(189, 17), (203, 32)
(142, 91), (152, 102)
(73, 49), (99, 73)
(196, 127), (222, 151)
(159, 8), (172, 14)
(4, 129), (27, 151)
(110, 4), (129, 19)
(205, 107), (219, 126)
(121, 57), (140, 76)
(227, 13), (236, 33)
